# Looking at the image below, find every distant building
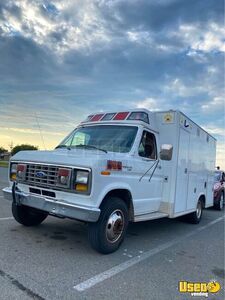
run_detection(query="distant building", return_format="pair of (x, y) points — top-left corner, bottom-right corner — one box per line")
(0, 152), (11, 161)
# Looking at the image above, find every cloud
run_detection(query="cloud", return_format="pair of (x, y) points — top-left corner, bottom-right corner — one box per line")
(1, 0), (224, 57)
(172, 23), (225, 54)
(201, 97), (225, 114)
(203, 125), (225, 137)
(0, 35), (58, 86)
(0, 0), (224, 168)
(216, 141), (225, 169)
(0, 126), (64, 136)
(136, 98), (161, 111)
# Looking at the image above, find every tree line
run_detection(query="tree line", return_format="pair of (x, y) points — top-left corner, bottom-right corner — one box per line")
(0, 144), (38, 157)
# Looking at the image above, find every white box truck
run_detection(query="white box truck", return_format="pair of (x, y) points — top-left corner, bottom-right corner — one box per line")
(3, 109), (216, 253)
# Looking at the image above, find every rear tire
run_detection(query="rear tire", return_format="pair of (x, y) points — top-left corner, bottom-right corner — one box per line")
(12, 203), (48, 226)
(186, 199), (203, 224)
(88, 197), (129, 254)
(214, 192), (224, 211)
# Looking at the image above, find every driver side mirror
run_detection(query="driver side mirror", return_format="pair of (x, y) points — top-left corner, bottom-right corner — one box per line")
(160, 144), (173, 161)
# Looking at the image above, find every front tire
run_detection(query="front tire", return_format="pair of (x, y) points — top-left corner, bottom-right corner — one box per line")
(12, 203), (48, 226)
(187, 199), (203, 224)
(88, 197), (129, 254)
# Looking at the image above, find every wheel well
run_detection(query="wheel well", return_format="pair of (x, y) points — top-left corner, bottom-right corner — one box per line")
(101, 189), (134, 221)
(199, 195), (206, 208)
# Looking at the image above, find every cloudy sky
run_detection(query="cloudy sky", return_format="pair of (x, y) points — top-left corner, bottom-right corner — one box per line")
(0, 0), (224, 167)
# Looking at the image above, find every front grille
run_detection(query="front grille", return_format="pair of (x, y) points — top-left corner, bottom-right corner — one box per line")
(13, 161), (91, 194)
(25, 164), (59, 187)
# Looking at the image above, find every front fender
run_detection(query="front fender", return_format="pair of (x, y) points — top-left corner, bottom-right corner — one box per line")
(96, 182), (133, 207)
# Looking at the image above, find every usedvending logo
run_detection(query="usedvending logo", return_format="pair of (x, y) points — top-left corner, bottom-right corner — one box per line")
(179, 280), (221, 297)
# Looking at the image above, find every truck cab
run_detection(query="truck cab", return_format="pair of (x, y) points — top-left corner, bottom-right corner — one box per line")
(3, 109), (216, 254)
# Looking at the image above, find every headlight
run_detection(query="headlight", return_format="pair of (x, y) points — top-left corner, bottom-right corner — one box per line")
(10, 163), (18, 181)
(74, 170), (90, 192)
(10, 163), (27, 181)
(76, 171), (89, 184)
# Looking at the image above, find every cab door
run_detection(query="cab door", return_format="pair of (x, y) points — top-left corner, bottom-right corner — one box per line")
(131, 129), (163, 215)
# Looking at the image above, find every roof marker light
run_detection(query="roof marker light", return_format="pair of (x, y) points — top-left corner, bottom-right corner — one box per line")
(91, 114), (105, 122)
(113, 112), (129, 120)
(127, 111), (149, 124)
(82, 115), (94, 123)
(101, 113), (116, 121)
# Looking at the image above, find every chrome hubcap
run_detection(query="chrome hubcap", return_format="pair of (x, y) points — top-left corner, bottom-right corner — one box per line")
(106, 209), (124, 243)
(196, 201), (202, 219)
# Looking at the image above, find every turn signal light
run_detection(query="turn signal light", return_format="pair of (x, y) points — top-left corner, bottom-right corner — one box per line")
(58, 168), (70, 177)
(101, 171), (111, 176)
(57, 168), (71, 187)
(10, 163), (17, 181)
(16, 164), (27, 180)
(75, 184), (88, 192)
(17, 164), (26, 172)
(10, 173), (17, 181)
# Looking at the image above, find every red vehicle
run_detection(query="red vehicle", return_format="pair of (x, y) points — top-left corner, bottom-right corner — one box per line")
(213, 170), (225, 210)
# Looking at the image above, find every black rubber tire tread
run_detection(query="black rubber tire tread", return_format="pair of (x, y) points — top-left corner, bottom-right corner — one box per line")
(214, 192), (224, 211)
(12, 203), (48, 226)
(186, 199), (203, 224)
(88, 197), (129, 254)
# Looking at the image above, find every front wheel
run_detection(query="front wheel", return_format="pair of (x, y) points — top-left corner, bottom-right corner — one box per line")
(88, 197), (129, 254)
(12, 203), (48, 226)
(187, 199), (203, 224)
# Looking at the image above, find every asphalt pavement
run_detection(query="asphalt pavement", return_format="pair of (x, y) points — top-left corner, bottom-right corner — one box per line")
(0, 167), (224, 300)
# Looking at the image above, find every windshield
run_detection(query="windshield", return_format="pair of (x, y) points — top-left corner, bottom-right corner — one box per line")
(57, 125), (138, 153)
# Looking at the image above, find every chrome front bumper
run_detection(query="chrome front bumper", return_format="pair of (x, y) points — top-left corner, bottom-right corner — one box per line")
(2, 187), (100, 222)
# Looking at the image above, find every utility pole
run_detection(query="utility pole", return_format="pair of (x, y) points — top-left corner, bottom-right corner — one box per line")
(8, 141), (13, 154)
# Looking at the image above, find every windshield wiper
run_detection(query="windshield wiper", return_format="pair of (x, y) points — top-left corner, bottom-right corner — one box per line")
(55, 145), (71, 150)
(74, 144), (107, 153)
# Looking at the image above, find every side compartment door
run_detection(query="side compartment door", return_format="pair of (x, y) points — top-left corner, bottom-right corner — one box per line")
(174, 128), (190, 213)
(132, 130), (163, 215)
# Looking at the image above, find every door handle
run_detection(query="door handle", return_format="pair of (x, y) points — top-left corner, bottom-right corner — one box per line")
(184, 168), (188, 174)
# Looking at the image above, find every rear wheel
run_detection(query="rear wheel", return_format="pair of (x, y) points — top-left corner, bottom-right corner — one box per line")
(215, 192), (224, 211)
(88, 197), (129, 254)
(12, 203), (48, 226)
(187, 199), (203, 224)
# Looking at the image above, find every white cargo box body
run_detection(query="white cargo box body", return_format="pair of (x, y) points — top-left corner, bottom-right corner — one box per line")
(155, 110), (216, 218)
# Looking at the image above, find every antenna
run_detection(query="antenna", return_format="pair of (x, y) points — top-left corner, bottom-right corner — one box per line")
(35, 113), (46, 150)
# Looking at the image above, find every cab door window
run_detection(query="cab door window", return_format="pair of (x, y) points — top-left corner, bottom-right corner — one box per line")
(138, 131), (157, 159)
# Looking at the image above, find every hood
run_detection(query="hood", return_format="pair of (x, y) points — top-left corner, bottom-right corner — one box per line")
(10, 149), (129, 169)
(11, 149), (107, 169)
